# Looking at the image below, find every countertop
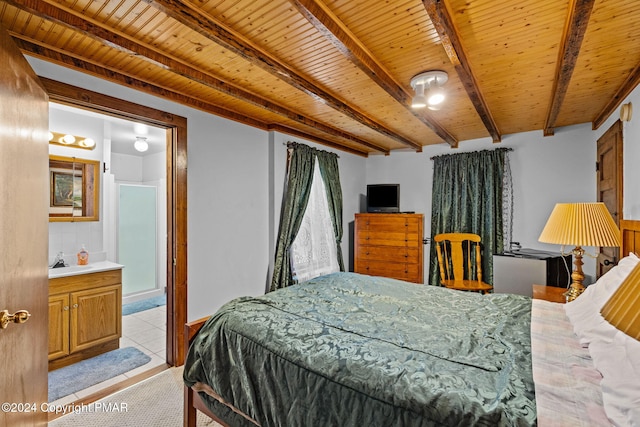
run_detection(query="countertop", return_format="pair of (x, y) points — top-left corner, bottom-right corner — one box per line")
(48, 260), (124, 279)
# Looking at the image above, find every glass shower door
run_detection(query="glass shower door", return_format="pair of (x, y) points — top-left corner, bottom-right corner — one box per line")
(117, 184), (157, 296)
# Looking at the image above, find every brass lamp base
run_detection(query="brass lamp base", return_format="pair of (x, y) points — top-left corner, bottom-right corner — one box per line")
(563, 283), (585, 302)
(564, 246), (586, 302)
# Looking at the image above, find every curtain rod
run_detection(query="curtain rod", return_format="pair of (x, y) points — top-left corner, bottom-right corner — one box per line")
(283, 141), (340, 158)
(429, 147), (512, 161)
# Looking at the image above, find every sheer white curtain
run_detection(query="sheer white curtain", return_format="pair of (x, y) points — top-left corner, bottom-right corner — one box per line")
(290, 161), (339, 283)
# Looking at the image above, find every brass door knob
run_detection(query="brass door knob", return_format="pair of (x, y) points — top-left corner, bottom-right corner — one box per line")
(0, 309), (31, 329)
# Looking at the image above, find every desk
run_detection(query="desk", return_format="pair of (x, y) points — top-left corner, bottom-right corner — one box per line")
(532, 284), (567, 303)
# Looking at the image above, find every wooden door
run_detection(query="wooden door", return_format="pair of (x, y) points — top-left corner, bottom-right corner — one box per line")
(597, 120), (623, 277)
(0, 25), (49, 426)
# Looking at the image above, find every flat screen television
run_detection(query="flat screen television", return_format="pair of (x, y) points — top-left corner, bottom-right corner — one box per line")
(366, 184), (400, 213)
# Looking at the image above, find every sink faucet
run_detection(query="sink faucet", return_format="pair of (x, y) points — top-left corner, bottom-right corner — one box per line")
(50, 252), (68, 269)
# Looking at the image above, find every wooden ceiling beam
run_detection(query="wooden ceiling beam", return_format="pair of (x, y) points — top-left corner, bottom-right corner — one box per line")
(593, 61), (640, 130)
(423, 0), (501, 143)
(289, 0), (457, 147)
(6, 0), (387, 154)
(13, 37), (271, 129)
(145, 0), (422, 151)
(543, 0), (596, 136)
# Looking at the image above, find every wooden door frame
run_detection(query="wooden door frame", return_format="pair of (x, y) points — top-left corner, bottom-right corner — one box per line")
(596, 119), (623, 277)
(42, 78), (188, 366)
(597, 119), (624, 223)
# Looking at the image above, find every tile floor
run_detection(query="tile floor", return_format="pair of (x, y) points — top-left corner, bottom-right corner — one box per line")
(50, 304), (167, 407)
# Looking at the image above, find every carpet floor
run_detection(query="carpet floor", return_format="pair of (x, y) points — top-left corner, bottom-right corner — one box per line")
(49, 367), (221, 427)
(49, 347), (151, 402)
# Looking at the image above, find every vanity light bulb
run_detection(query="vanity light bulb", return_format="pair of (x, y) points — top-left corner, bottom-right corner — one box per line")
(62, 134), (76, 144)
(48, 131), (54, 141)
(81, 138), (95, 148)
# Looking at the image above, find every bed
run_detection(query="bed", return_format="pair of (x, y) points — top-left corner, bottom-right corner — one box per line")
(183, 256), (640, 426)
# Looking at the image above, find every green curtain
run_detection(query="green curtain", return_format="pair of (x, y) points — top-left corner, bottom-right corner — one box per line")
(317, 150), (345, 272)
(428, 148), (511, 287)
(270, 143), (316, 291)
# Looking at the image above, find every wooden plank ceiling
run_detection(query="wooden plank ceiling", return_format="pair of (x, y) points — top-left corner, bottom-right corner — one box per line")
(2, 0), (639, 156)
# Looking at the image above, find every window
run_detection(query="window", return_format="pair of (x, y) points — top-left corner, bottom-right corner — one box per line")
(290, 162), (339, 283)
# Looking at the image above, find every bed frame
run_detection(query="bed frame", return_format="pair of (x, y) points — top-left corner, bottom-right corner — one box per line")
(183, 317), (260, 427)
(621, 219), (640, 257)
(183, 317), (212, 427)
(183, 221), (640, 426)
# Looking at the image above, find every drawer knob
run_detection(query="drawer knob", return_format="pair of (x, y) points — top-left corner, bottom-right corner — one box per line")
(72, 303), (79, 309)
(63, 306), (69, 311)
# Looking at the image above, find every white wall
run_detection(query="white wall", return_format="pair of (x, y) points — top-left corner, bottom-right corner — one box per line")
(48, 109), (105, 265)
(111, 153), (143, 182)
(31, 54), (640, 316)
(28, 56), (366, 320)
(366, 123), (599, 280)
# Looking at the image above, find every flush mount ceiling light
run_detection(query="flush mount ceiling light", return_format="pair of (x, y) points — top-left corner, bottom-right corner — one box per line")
(410, 70), (448, 110)
(134, 136), (149, 152)
(48, 131), (96, 150)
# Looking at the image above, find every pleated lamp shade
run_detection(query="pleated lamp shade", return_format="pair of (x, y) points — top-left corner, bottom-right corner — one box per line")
(538, 203), (621, 248)
(601, 262), (640, 340)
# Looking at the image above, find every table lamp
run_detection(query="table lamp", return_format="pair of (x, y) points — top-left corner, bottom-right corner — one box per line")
(538, 203), (621, 302)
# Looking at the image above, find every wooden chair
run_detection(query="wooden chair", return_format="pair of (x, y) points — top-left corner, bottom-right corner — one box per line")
(434, 233), (493, 294)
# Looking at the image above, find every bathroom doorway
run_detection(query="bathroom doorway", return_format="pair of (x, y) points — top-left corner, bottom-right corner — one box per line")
(44, 78), (188, 409)
(45, 78), (188, 365)
(47, 103), (169, 403)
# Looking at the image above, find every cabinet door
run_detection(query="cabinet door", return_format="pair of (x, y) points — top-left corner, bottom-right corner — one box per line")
(48, 294), (70, 361)
(70, 284), (122, 353)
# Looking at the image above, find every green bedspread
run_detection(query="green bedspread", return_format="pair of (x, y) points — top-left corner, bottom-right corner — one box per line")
(184, 272), (536, 427)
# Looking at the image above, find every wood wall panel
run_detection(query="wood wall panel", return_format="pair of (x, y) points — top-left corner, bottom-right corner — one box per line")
(620, 219), (640, 257)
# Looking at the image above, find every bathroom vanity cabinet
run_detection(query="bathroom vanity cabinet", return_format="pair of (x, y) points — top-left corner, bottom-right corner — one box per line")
(48, 267), (122, 371)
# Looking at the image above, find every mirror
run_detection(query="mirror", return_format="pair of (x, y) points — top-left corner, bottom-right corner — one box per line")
(49, 155), (100, 221)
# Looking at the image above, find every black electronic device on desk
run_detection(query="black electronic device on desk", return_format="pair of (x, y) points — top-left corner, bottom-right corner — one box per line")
(366, 184), (399, 213)
(493, 248), (572, 296)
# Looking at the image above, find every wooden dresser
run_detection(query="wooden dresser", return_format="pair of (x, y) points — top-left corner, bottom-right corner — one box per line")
(354, 213), (424, 283)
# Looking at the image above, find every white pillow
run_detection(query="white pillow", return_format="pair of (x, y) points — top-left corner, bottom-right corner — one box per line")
(587, 330), (640, 426)
(564, 253), (639, 346)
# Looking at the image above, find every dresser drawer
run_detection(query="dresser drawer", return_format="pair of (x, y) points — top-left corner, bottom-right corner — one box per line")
(357, 216), (421, 232)
(356, 231), (422, 247)
(356, 246), (421, 263)
(356, 261), (421, 283)
(354, 213), (424, 284)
